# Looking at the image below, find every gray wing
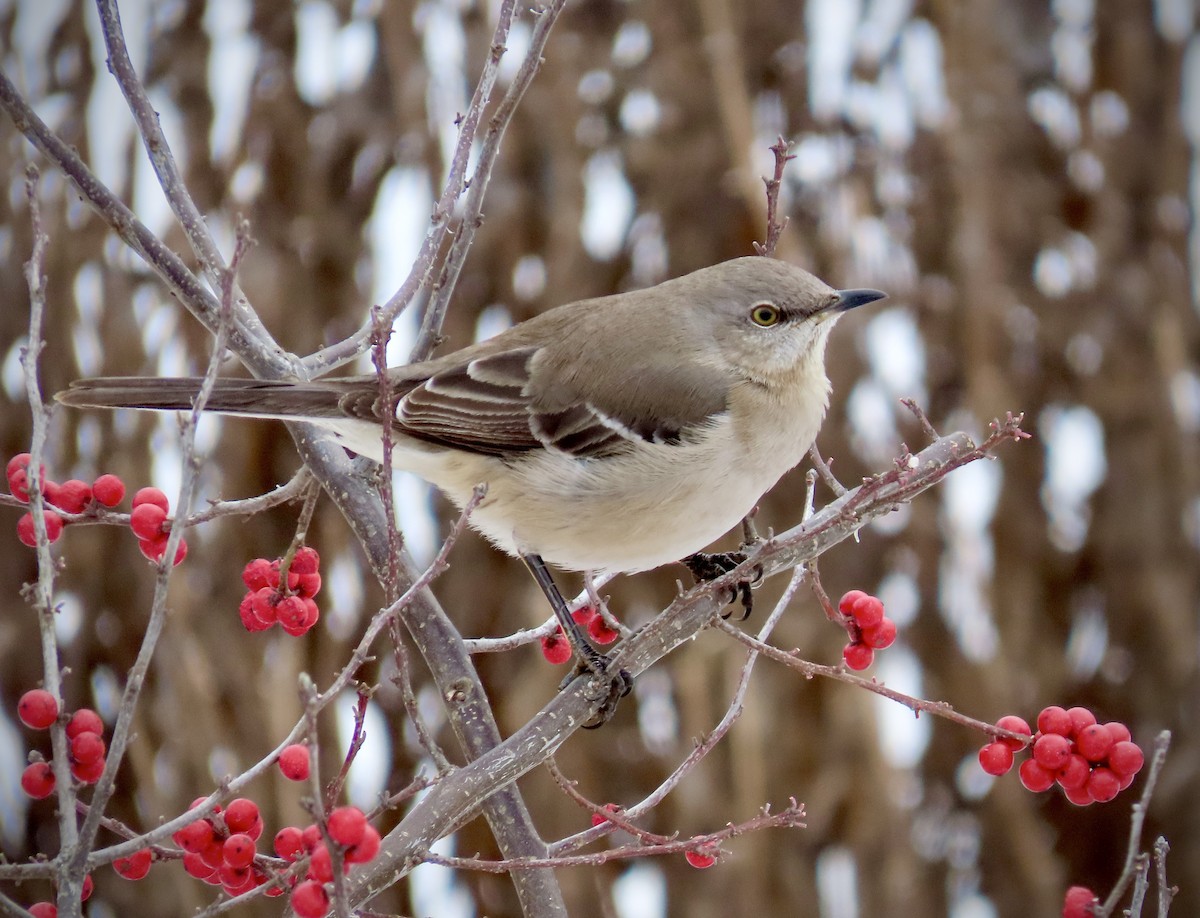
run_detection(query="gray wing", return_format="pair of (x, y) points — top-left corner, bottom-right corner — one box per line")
(382, 346), (730, 459)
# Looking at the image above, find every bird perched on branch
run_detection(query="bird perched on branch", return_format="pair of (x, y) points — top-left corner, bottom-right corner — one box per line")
(60, 256), (884, 721)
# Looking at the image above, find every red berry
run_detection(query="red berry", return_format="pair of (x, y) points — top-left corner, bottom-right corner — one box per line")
(301, 824), (324, 853)
(276, 595), (308, 630)
(138, 533), (188, 565)
(18, 689), (59, 729)
(129, 503), (167, 540)
(278, 744), (311, 781)
(297, 572), (322, 598)
(173, 818), (216, 853)
(837, 590), (869, 616)
(588, 615), (620, 645)
(327, 806), (367, 847)
(182, 851), (217, 881)
(291, 546), (320, 575)
(274, 826), (306, 860)
(27, 903), (56, 917)
(571, 606), (597, 627)
(1062, 783), (1094, 806)
(685, 849), (716, 869)
(242, 558), (274, 591)
(1055, 754), (1091, 791)
(238, 594), (272, 632)
(1103, 722), (1132, 745)
(1108, 741), (1144, 778)
(246, 814), (264, 841)
(290, 880), (329, 918)
(995, 715), (1032, 750)
(223, 833), (256, 868)
(842, 642), (874, 670)
(860, 617), (897, 649)
(344, 825), (380, 864)
(224, 798), (260, 834)
(20, 761), (56, 798)
(52, 480), (92, 514)
(70, 731), (106, 765)
(1087, 767), (1121, 803)
(850, 595), (885, 629)
(113, 848), (153, 880)
(1037, 705), (1073, 737)
(1033, 733), (1072, 770)
(591, 803), (621, 827)
(978, 742), (1014, 776)
(1076, 724), (1114, 763)
(307, 845), (334, 882)
(92, 474), (126, 507)
(132, 487), (169, 512)
(17, 510), (64, 546)
(1018, 759), (1056, 792)
(81, 875), (93, 900)
(71, 756), (105, 783)
(218, 862), (252, 891)
(1062, 885), (1098, 918)
(9, 468), (30, 502)
(1066, 706), (1097, 737)
(199, 837), (226, 869)
(540, 631), (573, 665)
(67, 708), (104, 738)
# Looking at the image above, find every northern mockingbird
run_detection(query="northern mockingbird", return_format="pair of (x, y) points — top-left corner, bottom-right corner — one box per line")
(59, 256), (884, 717)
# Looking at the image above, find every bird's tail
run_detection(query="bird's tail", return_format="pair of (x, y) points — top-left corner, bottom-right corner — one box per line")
(56, 377), (349, 419)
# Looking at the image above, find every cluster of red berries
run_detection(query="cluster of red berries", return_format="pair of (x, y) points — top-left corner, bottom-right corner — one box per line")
(17, 690), (109, 796)
(273, 806), (382, 917)
(6, 455), (187, 565)
(838, 590), (898, 670)
(237, 548), (322, 636)
(540, 605), (618, 664)
(1062, 885), (1099, 917)
(978, 706), (1144, 805)
(174, 797), (281, 897)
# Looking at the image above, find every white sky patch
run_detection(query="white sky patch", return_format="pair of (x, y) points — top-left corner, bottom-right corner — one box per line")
(816, 846), (859, 918)
(392, 470), (439, 567)
(858, 0), (913, 64)
(418, 0), (468, 172)
(1065, 589), (1107, 678)
(132, 85), (184, 238)
(1033, 232), (1097, 298)
(1170, 369), (1200, 432)
(848, 376), (898, 463)
(580, 150), (635, 261)
(619, 88), (661, 136)
(939, 460), (1000, 661)
(611, 20), (652, 68)
(863, 307), (927, 405)
(204, 0), (257, 163)
(1183, 37), (1200, 308)
(951, 894), (998, 918)
(1090, 90), (1130, 136)
(497, 18), (531, 84)
(806, 0), (862, 122)
(294, 1), (377, 105)
(0, 709), (30, 849)
(900, 19), (948, 129)
(873, 645), (930, 768)
(873, 63), (914, 151)
(324, 551), (365, 641)
(956, 750), (996, 801)
(511, 255), (546, 301)
(1154, 0), (1195, 42)
(791, 132), (855, 186)
(1039, 404), (1106, 551)
(850, 215), (918, 288)
(365, 166), (434, 364)
(82, 0), (146, 198)
(13, 0), (73, 97)
(475, 303), (514, 342)
(335, 689), (392, 808)
(1027, 86), (1081, 150)
(614, 861), (667, 918)
(409, 834), (475, 918)
(72, 262), (105, 376)
(1051, 0), (1095, 93)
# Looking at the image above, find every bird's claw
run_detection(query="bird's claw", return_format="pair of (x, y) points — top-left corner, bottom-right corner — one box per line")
(560, 654), (633, 728)
(681, 550), (764, 621)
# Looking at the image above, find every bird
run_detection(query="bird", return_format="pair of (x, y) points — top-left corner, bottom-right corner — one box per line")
(59, 256), (884, 718)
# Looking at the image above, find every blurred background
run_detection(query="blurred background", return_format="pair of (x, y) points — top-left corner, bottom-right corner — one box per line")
(1, 1), (1197, 916)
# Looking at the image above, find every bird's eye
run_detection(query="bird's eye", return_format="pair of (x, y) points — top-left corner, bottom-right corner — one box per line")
(750, 303), (780, 327)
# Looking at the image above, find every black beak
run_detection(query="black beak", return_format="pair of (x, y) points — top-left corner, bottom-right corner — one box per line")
(834, 288), (887, 311)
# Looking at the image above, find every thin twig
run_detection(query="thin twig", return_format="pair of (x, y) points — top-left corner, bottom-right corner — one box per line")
(752, 136), (795, 257)
(900, 397), (940, 442)
(1154, 837), (1175, 918)
(388, 617), (453, 772)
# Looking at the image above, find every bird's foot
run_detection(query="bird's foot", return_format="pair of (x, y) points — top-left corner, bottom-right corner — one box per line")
(559, 649), (633, 728)
(682, 549), (764, 621)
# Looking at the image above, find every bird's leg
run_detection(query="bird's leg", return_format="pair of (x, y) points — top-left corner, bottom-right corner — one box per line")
(681, 542), (764, 622)
(521, 553), (632, 726)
